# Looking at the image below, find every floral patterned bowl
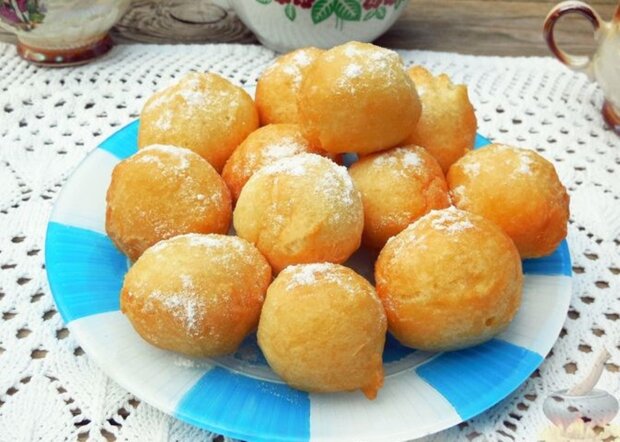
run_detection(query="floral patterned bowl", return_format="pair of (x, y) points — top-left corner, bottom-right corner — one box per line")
(0, 0), (130, 66)
(217, 0), (409, 52)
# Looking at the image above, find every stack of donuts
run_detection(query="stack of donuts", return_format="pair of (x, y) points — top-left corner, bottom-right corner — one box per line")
(106, 42), (569, 399)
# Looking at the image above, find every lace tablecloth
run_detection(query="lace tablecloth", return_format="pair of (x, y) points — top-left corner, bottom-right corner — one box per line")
(0, 42), (618, 442)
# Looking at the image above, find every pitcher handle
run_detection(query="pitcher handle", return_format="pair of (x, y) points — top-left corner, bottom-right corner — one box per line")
(543, 0), (603, 77)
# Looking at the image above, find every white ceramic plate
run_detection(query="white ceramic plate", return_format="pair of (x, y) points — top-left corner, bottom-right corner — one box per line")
(45, 120), (572, 441)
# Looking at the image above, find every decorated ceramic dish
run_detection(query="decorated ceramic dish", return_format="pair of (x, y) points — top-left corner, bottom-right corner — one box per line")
(45, 119), (572, 441)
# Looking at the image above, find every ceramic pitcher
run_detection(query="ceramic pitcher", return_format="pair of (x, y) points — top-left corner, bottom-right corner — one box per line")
(544, 1), (620, 134)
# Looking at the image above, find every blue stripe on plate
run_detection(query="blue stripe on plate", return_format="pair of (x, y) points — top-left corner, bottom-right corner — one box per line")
(176, 367), (310, 442)
(522, 240), (571, 277)
(46, 222), (127, 323)
(474, 133), (491, 149)
(99, 119), (139, 160)
(416, 339), (542, 420)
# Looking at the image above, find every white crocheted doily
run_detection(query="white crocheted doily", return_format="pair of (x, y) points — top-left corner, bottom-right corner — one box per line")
(0, 42), (618, 442)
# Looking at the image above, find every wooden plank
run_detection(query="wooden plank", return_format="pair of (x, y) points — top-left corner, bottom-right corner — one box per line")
(0, 0), (616, 56)
(376, 0), (617, 55)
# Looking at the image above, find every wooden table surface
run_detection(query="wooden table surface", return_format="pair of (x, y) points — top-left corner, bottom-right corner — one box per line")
(0, 0), (617, 56)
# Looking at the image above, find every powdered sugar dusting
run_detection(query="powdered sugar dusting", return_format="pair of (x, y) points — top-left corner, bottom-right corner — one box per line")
(292, 49), (313, 67)
(450, 185), (468, 205)
(262, 138), (306, 162)
(372, 147), (423, 175)
(285, 262), (336, 289)
(146, 272), (205, 336)
(344, 63), (362, 78)
(254, 154), (359, 224)
(463, 161), (481, 177)
(256, 153), (315, 177)
(283, 263), (364, 298)
(154, 109), (172, 130)
(185, 233), (242, 251)
(335, 45), (401, 92)
(517, 152), (534, 175)
(137, 144), (194, 170)
(145, 72), (239, 129)
(428, 207), (475, 233)
(343, 45), (363, 58)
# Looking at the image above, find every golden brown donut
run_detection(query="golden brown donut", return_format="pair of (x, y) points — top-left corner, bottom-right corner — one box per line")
(221, 124), (323, 201)
(256, 47), (324, 125)
(106, 144), (231, 261)
(298, 41), (420, 155)
(233, 153), (363, 273)
(257, 263), (387, 399)
(349, 145), (450, 248)
(138, 72), (259, 172)
(121, 234), (272, 357)
(405, 66), (477, 173)
(375, 207), (523, 352)
(447, 144), (569, 258)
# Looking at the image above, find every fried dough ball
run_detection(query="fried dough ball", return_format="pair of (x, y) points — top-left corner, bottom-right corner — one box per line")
(256, 47), (324, 125)
(349, 145), (450, 248)
(447, 144), (569, 258)
(138, 72), (259, 172)
(233, 153), (363, 273)
(375, 207), (523, 352)
(298, 41), (420, 155)
(121, 234), (272, 357)
(405, 66), (477, 173)
(222, 124), (323, 201)
(258, 263), (387, 399)
(106, 145), (231, 261)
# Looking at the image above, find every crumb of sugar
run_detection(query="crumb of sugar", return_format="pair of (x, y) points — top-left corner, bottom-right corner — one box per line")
(179, 89), (207, 107)
(137, 144), (194, 170)
(400, 149), (423, 168)
(292, 49), (313, 67)
(450, 185), (467, 205)
(256, 153), (319, 177)
(281, 64), (303, 88)
(343, 45), (362, 57)
(344, 63), (362, 78)
(373, 148), (422, 173)
(517, 152), (534, 174)
(147, 277), (205, 336)
(155, 109), (172, 131)
(285, 263), (336, 289)
(262, 138), (305, 161)
(463, 161), (481, 176)
(428, 207), (475, 233)
(185, 233), (233, 249)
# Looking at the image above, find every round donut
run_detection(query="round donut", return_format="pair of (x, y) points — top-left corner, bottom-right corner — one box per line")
(447, 144), (569, 258)
(405, 66), (477, 173)
(121, 234), (272, 357)
(222, 124), (322, 201)
(349, 145), (450, 248)
(375, 207), (523, 352)
(106, 144), (231, 261)
(298, 41), (420, 155)
(233, 153), (363, 273)
(256, 47), (324, 125)
(138, 72), (259, 172)
(258, 263), (386, 399)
